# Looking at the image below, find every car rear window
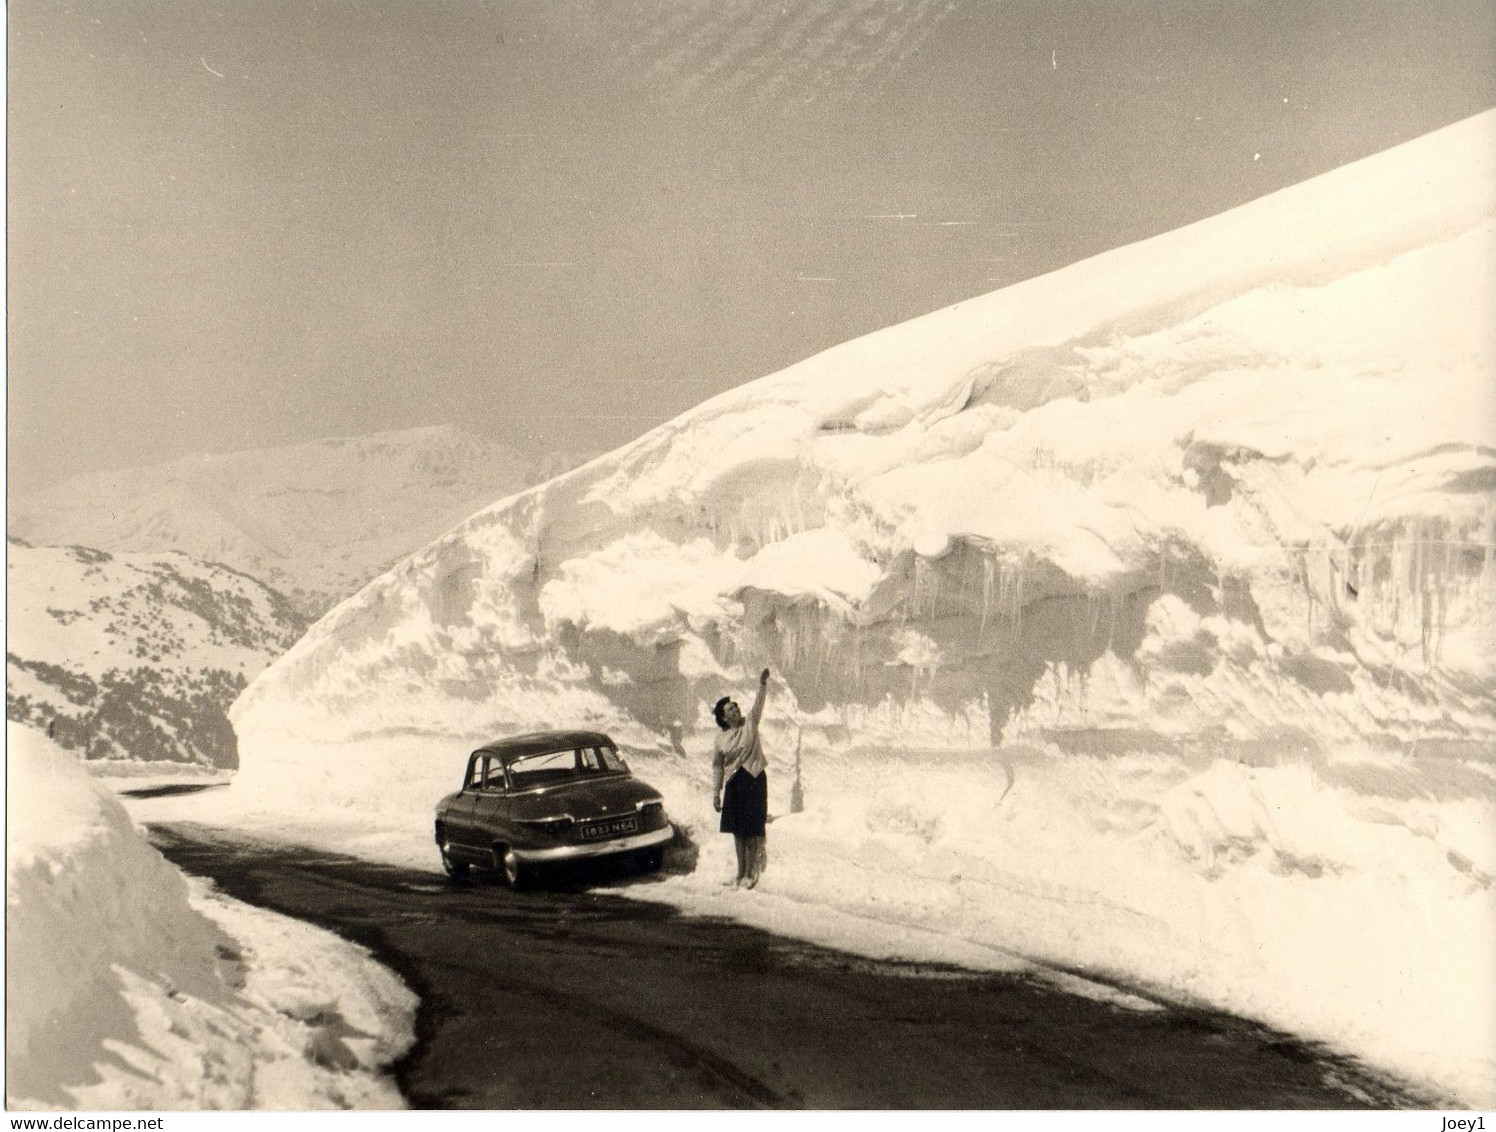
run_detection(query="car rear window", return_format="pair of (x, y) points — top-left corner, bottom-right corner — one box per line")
(508, 746), (626, 789)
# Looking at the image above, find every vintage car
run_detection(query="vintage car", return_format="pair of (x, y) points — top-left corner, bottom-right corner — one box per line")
(434, 730), (673, 887)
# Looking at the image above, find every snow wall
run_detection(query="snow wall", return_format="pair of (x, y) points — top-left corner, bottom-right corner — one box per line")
(232, 112), (1496, 1103)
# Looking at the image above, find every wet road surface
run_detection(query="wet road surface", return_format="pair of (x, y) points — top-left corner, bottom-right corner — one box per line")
(148, 822), (1423, 1110)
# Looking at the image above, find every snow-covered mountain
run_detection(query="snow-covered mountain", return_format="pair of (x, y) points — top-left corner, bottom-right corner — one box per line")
(9, 425), (546, 617)
(6, 541), (306, 768)
(229, 112), (1495, 1102)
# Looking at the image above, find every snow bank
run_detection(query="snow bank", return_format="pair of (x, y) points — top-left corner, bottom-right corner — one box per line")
(228, 112), (1496, 1104)
(236, 111), (1495, 757)
(757, 746), (1494, 1105)
(4, 723), (415, 1110)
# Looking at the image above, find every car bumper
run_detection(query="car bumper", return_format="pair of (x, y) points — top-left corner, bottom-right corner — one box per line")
(512, 823), (673, 863)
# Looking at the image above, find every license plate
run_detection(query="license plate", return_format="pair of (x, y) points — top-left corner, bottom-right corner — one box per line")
(580, 816), (639, 840)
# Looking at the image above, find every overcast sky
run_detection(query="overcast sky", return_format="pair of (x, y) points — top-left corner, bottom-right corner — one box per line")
(7, 0), (1494, 495)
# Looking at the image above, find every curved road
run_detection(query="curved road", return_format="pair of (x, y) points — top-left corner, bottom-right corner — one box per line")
(148, 822), (1421, 1109)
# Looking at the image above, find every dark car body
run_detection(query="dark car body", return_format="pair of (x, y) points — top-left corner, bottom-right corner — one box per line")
(434, 730), (673, 885)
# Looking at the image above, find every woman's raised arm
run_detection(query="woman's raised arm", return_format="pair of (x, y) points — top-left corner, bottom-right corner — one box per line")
(748, 667), (770, 728)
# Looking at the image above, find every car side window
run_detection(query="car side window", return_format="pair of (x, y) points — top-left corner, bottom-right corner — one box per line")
(580, 747), (601, 772)
(482, 757), (507, 792)
(465, 756), (484, 790)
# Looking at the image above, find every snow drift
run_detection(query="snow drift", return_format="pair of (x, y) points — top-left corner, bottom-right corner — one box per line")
(231, 112), (1496, 1102)
(4, 724), (415, 1109)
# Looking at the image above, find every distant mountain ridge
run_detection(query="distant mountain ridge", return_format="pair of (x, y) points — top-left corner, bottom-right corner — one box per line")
(9, 425), (560, 616)
(6, 541), (307, 768)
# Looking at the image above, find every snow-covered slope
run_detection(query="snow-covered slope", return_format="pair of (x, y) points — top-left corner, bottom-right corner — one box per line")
(231, 112), (1496, 1102)
(6, 541), (306, 768)
(4, 723), (414, 1109)
(10, 425), (542, 616)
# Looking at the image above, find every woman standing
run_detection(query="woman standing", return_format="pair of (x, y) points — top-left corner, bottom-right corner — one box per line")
(712, 667), (771, 888)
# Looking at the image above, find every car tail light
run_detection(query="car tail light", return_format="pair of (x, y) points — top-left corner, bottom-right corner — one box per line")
(635, 800), (664, 815)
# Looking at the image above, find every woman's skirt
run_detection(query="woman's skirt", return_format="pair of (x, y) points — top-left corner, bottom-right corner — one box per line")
(720, 767), (768, 837)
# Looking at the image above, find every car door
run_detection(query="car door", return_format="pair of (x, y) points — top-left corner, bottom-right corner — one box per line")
(469, 755), (511, 854)
(442, 755), (486, 854)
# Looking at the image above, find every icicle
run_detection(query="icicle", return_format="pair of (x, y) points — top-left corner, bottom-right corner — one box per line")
(1299, 551), (1315, 640)
(1414, 526), (1425, 598)
(790, 727), (804, 813)
(979, 557), (995, 638)
(1014, 560), (1025, 634)
(1483, 538), (1494, 626)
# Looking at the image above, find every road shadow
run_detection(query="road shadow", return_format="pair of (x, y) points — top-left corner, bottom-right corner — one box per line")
(118, 781), (230, 799)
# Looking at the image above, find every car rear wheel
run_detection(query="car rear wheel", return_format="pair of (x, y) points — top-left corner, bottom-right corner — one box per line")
(440, 839), (470, 880)
(493, 844), (527, 889)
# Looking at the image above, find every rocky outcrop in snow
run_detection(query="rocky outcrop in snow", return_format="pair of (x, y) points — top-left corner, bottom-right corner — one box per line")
(6, 542), (306, 768)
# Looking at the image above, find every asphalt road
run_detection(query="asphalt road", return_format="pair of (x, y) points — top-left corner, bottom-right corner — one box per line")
(148, 822), (1423, 1110)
